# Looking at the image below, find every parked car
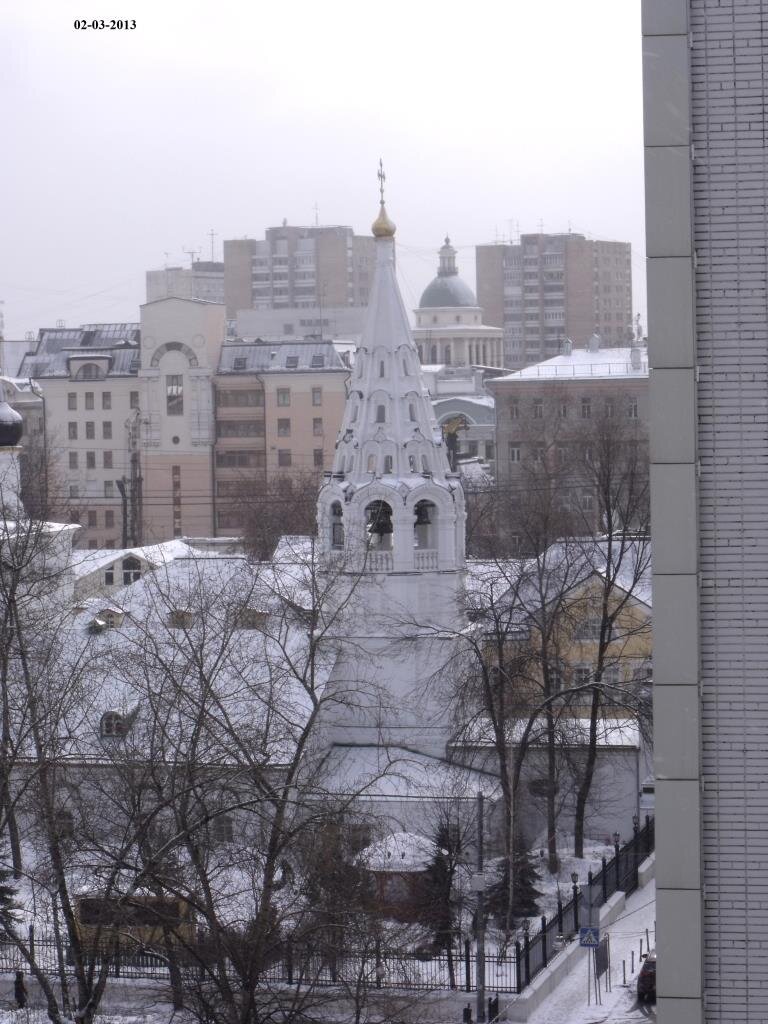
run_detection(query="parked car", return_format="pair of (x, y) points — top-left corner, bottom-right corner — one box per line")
(637, 950), (656, 1001)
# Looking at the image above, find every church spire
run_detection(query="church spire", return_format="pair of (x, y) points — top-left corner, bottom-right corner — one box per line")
(316, 169), (465, 576)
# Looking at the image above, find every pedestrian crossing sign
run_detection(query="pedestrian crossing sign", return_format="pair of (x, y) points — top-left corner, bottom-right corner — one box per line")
(579, 927), (600, 948)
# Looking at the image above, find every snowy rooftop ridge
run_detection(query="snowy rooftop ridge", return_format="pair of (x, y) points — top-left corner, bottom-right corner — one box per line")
(492, 346), (648, 382)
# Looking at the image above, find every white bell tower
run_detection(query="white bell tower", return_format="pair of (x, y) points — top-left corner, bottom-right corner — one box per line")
(316, 167), (466, 755)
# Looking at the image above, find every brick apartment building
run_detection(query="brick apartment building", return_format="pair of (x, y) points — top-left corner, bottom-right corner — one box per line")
(476, 233), (633, 369)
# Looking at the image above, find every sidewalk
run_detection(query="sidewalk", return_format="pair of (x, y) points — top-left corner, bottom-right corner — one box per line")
(526, 880), (656, 1024)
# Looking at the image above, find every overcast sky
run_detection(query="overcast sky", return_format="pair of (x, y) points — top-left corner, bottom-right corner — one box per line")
(2, 0), (645, 343)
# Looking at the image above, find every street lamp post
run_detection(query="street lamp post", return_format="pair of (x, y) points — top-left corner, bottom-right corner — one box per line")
(632, 814), (640, 884)
(522, 918), (531, 987)
(571, 871), (579, 932)
(613, 832), (621, 891)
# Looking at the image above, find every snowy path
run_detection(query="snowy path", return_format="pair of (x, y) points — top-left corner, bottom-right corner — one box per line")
(527, 880), (656, 1024)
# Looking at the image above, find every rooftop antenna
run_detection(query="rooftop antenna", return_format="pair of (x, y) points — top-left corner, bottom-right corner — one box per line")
(313, 201), (319, 227)
(183, 247), (201, 267)
(537, 218), (545, 234)
(163, 251), (171, 268)
(208, 229), (217, 262)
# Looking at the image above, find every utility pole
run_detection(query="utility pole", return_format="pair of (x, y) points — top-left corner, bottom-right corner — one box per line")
(116, 477), (129, 548)
(476, 791), (486, 1024)
(209, 229), (217, 262)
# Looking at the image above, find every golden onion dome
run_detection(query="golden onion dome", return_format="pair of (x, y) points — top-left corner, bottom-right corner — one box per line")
(372, 201), (396, 239)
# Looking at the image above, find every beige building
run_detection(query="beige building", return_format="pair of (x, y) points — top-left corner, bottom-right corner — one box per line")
(20, 304), (348, 548)
(476, 233), (633, 368)
(223, 224), (375, 317)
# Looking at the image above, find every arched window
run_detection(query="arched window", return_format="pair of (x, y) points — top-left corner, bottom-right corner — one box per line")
(210, 814), (234, 845)
(331, 501), (344, 549)
(444, 345), (452, 365)
(414, 500), (437, 549)
(122, 556), (141, 585)
(408, 403), (417, 422)
(101, 711), (125, 738)
(365, 501), (393, 551)
(383, 455), (393, 474)
(408, 455), (417, 472)
(350, 404), (358, 423)
(375, 404), (386, 423)
(421, 455), (430, 474)
(379, 360), (385, 378)
(402, 358), (408, 375)
(430, 345), (438, 363)
(367, 453), (376, 474)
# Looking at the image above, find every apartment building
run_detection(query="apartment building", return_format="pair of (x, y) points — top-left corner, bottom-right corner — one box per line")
(223, 224), (375, 317)
(214, 341), (348, 535)
(643, 3), (768, 1021)
(487, 336), (648, 531)
(146, 261), (225, 305)
(19, 305), (348, 547)
(476, 233), (633, 368)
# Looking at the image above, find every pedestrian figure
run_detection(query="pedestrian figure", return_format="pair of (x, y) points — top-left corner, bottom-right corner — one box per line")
(14, 970), (27, 1009)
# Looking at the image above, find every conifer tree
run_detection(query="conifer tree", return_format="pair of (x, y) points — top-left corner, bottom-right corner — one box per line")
(0, 839), (19, 935)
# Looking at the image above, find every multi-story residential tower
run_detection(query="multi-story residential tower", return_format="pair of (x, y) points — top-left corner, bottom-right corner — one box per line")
(644, 2), (768, 1022)
(476, 233), (633, 368)
(223, 224), (375, 317)
(146, 262), (225, 305)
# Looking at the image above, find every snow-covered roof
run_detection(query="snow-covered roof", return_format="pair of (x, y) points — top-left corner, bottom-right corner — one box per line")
(455, 716), (640, 751)
(69, 538), (195, 578)
(490, 346), (648, 382)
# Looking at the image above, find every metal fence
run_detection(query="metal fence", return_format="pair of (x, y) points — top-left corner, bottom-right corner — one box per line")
(0, 817), (653, 998)
(517, 814), (655, 992)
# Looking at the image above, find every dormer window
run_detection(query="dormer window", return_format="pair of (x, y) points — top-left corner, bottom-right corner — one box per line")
(233, 357), (246, 371)
(101, 711), (125, 738)
(75, 363), (105, 381)
(169, 610), (195, 629)
(285, 355), (299, 369)
(122, 556), (141, 585)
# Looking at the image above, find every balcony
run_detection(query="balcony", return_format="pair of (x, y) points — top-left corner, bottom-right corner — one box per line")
(414, 549), (438, 570)
(365, 550), (393, 572)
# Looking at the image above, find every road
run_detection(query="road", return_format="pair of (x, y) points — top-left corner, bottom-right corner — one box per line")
(526, 880), (657, 1024)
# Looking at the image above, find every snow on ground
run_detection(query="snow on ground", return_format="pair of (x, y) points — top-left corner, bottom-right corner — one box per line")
(529, 832), (616, 920)
(527, 880), (656, 1024)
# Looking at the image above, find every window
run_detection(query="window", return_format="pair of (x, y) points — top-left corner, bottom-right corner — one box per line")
(574, 666), (593, 687)
(104, 566), (114, 585)
(278, 449), (292, 467)
(533, 398), (543, 419)
(54, 809), (74, 839)
(408, 402), (417, 422)
(102, 392), (111, 410)
(216, 420), (265, 438)
(105, 510), (114, 528)
(367, 454), (376, 473)
(86, 451), (96, 470)
(375, 404), (386, 423)
(576, 618), (602, 641)
(69, 451), (78, 469)
(105, 540), (115, 549)
(100, 712), (125, 738)
(122, 557), (141, 585)
(235, 608), (267, 630)
(534, 447), (545, 463)
(103, 451), (113, 469)
(312, 387), (322, 406)
(605, 398), (614, 418)
(365, 500), (393, 550)
(86, 422), (95, 440)
(87, 510), (97, 527)
(210, 815), (234, 845)
(628, 397), (638, 419)
(68, 423), (78, 441)
(85, 392), (94, 410)
(276, 388), (290, 406)
(558, 401), (568, 419)
(581, 398), (591, 419)
(69, 484), (79, 498)
(485, 441), (495, 460)
(277, 418), (291, 437)
(508, 444), (521, 463)
(86, 539), (98, 549)
(68, 393), (77, 410)
(169, 610), (194, 629)
(130, 390), (140, 410)
(215, 450), (264, 468)
(313, 448), (323, 468)
(104, 481), (114, 498)
(310, 353), (325, 368)
(331, 502), (344, 549)
(383, 455), (393, 473)
(510, 401), (519, 420)
(233, 357), (247, 371)
(216, 389), (264, 407)
(285, 355), (299, 369)
(313, 417), (323, 436)
(102, 421), (112, 440)
(166, 375), (183, 415)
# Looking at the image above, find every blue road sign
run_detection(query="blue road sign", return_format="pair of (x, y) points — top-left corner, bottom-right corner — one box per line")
(579, 926), (600, 948)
